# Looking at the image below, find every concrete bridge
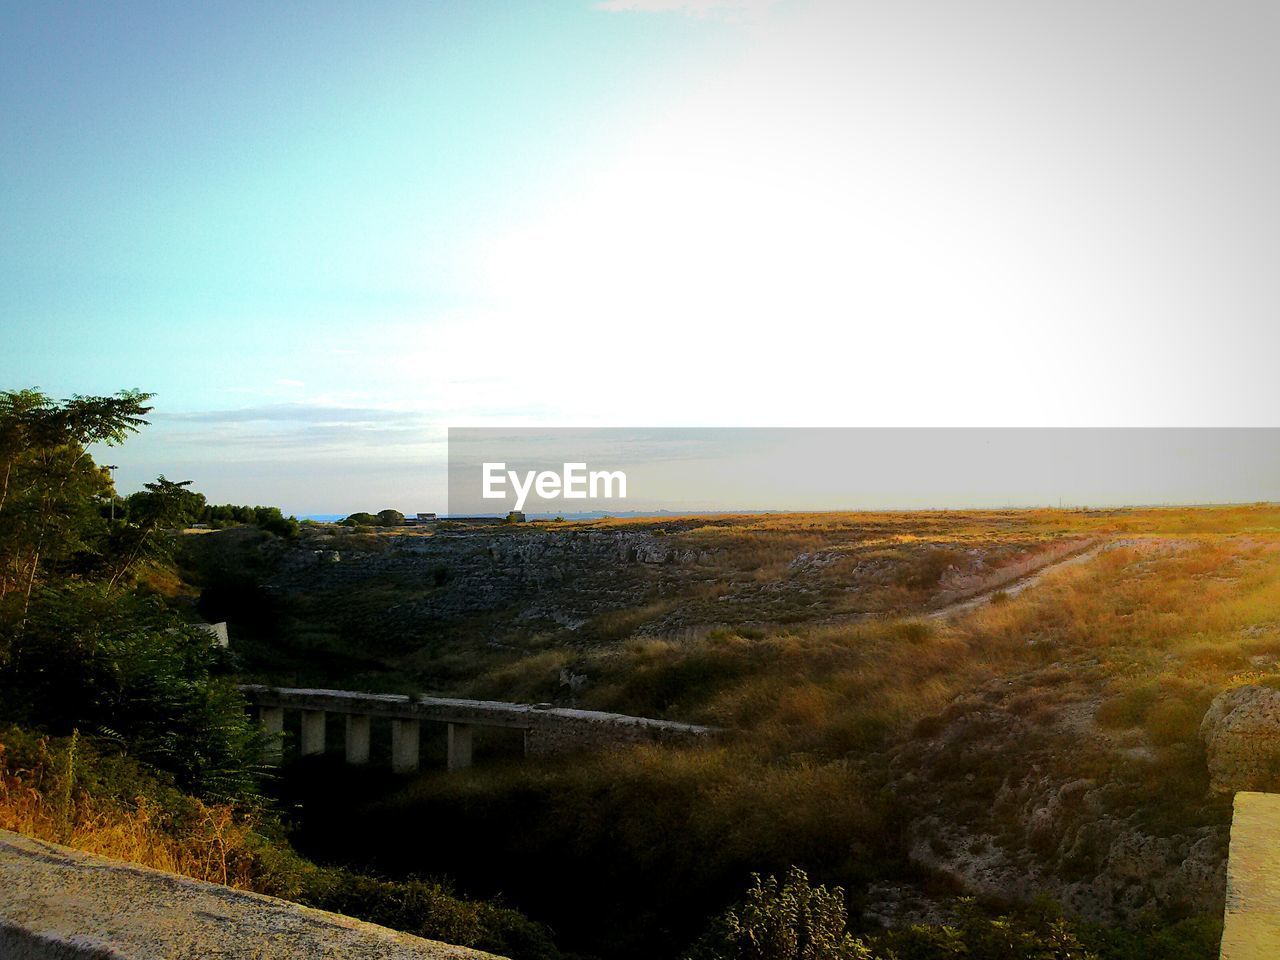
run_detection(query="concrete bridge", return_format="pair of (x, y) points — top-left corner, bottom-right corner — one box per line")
(241, 685), (719, 773)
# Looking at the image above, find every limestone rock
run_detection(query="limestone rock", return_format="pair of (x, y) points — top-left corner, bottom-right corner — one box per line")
(1200, 685), (1280, 793)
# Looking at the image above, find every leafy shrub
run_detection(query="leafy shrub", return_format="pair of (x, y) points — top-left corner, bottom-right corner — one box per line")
(687, 867), (871, 960)
(302, 870), (560, 960)
(0, 585), (260, 801)
(873, 899), (1095, 960)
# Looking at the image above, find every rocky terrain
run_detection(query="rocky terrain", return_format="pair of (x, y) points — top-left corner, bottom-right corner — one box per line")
(184, 519), (1091, 689)
(177, 509), (1280, 951)
(880, 660), (1229, 926)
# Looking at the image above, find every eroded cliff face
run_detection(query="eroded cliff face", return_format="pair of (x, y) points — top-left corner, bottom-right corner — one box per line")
(188, 523), (1085, 659)
(876, 660), (1232, 928)
(268, 528), (715, 625)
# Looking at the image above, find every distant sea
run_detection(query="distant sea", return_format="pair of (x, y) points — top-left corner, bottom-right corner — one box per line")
(296, 510), (778, 523)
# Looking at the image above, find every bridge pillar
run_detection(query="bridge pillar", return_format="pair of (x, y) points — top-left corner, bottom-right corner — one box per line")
(345, 714), (371, 765)
(391, 718), (420, 773)
(447, 723), (473, 771)
(300, 710), (326, 756)
(259, 706), (284, 765)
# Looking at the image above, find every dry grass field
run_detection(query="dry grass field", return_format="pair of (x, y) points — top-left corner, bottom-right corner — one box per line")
(14, 504), (1278, 959)
(249, 505), (1280, 959)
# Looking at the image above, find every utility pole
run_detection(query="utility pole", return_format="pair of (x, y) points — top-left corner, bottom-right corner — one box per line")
(105, 465), (118, 521)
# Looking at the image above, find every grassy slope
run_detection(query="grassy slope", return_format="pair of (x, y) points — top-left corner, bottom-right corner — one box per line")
(268, 506), (1280, 959)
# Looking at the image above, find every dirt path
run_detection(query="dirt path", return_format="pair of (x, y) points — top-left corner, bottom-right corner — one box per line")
(924, 539), (1107, 621)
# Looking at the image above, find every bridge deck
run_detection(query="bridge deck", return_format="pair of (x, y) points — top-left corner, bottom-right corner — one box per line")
(240, 685), (716, 734)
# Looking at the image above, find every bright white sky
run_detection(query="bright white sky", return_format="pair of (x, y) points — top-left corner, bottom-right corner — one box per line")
(5, 0), (1279, 512)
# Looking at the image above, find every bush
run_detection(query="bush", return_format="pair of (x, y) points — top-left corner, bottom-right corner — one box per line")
(874, 899), (1095, 960)
(302, 870), (560, 960)
(0, 585), (261, 801)
(687, 867), (871, 960)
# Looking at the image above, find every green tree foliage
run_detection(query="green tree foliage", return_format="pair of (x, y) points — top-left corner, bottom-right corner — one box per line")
(0, 388), (152, 613)
(193, 503), (298, 537)
(0, 387), (260, 801)
(251, 506), (298, 537)
(0, 585), (259, 800)
(110, 476), (204, 586)
(340, 510), (402, 527)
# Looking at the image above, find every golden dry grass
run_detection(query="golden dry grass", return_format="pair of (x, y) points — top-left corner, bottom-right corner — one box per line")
(0, 731), (260, 888)
(472, 523), (1280, 774)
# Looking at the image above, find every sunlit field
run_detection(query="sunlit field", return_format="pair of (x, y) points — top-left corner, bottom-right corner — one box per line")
(242, 505), (1280, 959)
(8, 498), (1280, 958)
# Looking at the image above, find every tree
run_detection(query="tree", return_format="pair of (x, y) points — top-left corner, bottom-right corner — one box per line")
(108, 476), (203, 588)
(0, 386), (261, 802)
(252, 506), (298, 538)
(0, 389), (153, 615)
(376, 509), (405, 527)
(341, 512), (377, 526)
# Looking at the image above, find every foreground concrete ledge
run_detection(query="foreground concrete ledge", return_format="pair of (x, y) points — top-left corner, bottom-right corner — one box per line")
(0, 828), (504, 960)
(1220, 791), (1280, 960)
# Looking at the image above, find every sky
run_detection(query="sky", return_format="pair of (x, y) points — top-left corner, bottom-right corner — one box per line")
(447, 429), (1280, 515)
(4, 1), (1280, 513)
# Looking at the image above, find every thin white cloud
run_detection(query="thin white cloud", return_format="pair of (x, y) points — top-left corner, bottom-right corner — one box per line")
(156, 403), (421, 426)
(593, 0), (779, 20)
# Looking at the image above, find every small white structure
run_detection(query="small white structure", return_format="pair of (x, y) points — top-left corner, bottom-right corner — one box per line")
(194, 621), (229, 647)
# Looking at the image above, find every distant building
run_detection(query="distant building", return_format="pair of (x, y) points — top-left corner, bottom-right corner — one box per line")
(416, 512), (437, 520)
(191, 622), (229, 647)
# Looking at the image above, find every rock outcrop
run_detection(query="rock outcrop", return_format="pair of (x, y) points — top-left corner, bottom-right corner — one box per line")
(1200, 685), (1280, 794)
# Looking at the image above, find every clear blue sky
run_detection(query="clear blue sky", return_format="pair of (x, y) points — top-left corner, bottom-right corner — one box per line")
(4, 1), (1279, 513)
(3, 1), (721, 404)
